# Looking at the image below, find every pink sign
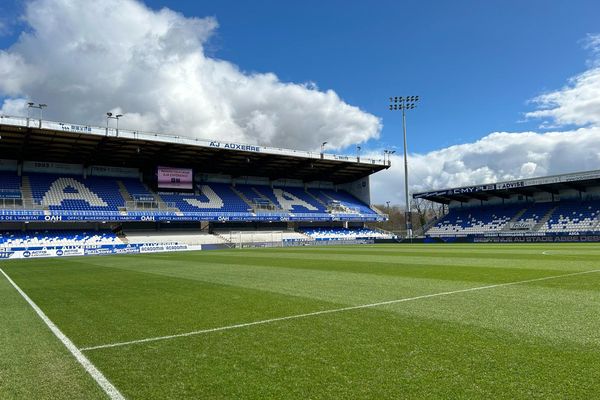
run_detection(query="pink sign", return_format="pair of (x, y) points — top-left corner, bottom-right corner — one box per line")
(157, 166), (193, 189)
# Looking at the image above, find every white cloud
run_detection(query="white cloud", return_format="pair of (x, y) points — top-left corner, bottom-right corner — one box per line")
(370, 127), (600, 204)
(0, 0), (380, 151)
(583, 33), (600, 62)
(525, 34), (600, 127)
(525, 67), (600, 127)
(370, 33), (600, 205)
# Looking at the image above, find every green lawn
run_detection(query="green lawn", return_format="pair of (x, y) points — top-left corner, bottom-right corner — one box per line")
(2, 244), (600, 399)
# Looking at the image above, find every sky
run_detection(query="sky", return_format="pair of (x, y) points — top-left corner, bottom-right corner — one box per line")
(0, 0), (600, 204)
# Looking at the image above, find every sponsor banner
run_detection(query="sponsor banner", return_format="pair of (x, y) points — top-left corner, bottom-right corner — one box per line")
(0, 159), (18, 172)
(284, 239), (374, 246)
(56, 247), (85, 257)
(496, 181), (525, 190)
(23, 160), (83, 175)
(473, 234), (600, 243)
(0, 212), (384, 223)
(89, 165), (139, 178)
(139, 244), (193, 253)
(58, 123), (93, 133)
(0, 251), (15, 259)
(509, 221), (535, 230)
(414, 184), (496, 198)
(84, 246), (115, 256)
(415, 169), (600, 199)
(208, 141), (261, 153)
(0, 243), (203, 260)
(132, 194), (155, 202)
(0, 190), (22, 199)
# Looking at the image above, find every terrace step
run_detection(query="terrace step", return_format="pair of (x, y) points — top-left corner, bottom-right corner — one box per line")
(533, 205), (558, 231)
(230, 186), (254, 210)
(251, 187), (282, 212)
(500, 208), (528, 231)
(251, 187), (275, 205)
(116, 180), (133, 202)
(305, 190), (328, 207)
(149, 182), (181, 214)
(319, 190), (336, 202)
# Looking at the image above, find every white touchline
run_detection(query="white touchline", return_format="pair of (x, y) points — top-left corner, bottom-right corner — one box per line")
(80, 268), (600, 352)
(0, 268), (126, 400)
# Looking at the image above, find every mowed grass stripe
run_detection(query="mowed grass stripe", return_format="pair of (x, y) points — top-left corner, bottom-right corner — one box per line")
(148, 252), (586, 280)
(0, 269), (107, 400)
(97, 257), (600, 347)
(3, 243), (600, 399)
(81, 252), (600, 309)
(254, 243), (600, 256)
(202, 248), (599, 271)
(2, 258), (370, 348)
(88, 294), (600, 400)
(81, 267), (600, 351)
(14, 247), (598, 349)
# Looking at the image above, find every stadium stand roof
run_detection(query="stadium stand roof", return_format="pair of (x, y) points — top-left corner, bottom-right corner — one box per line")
(413, 169), (600, 204)
(0, 116), (388, 184)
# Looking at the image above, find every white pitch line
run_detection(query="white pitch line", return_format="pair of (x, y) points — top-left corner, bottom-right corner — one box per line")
(81, 268), (600, 352)
(0, 268), (126, 400)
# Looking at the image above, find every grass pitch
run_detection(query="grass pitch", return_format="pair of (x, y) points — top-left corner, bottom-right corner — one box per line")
(2, 243), (600, 399)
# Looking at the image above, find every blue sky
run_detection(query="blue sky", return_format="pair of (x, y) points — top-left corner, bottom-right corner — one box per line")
(1, 0), (598, 153)
(127, 0), (598, 152)
(1, 0), (600, 203)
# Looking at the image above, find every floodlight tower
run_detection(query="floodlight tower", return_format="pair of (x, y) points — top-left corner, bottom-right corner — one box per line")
(27, 102), (47, 128)
(389, 95), (419, 239)
(320, 141), (328, 158)
(384, 149), (396, 166)
(106, 112), (124, 136)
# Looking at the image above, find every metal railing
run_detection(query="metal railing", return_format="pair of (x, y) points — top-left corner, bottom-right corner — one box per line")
(0, 115), (388, 167)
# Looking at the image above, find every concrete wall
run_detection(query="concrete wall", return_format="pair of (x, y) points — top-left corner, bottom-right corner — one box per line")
(339, 176), (371, 205)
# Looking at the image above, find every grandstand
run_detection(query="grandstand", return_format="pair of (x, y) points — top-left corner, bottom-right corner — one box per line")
(414, 170), (600, 242)
(0, 115), (395, 258)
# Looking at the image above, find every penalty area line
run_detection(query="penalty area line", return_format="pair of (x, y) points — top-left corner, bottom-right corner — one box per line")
(0, 268), (126, 400)
(80, 268), (600, 352)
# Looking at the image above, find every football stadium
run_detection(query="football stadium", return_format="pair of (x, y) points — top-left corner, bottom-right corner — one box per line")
(416, 169), (600, 241)
(2, 1), (600, 398)
(2, 115), (600, 399)
(0, 115), (394, 257)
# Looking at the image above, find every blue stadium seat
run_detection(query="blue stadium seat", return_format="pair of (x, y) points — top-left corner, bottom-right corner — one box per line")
(160, 183), (250, 213)
(0, 171), (22, 199)
(28, 174), (125, 210)
(308, 189), (378, 215)
(8, 173), (381, 221)
(300, 227), (394, 240)
(0, 230), (120, 247)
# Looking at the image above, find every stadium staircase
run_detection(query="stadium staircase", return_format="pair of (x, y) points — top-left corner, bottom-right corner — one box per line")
(319, 190), (336, 202)
(20, 175), (39, 209)
(370, 205), (387, 218)
(230, 186), (255, 210)
(594, 216), (600, 231)
(213, 232), (236, 248)
(251, 187), (281, 210)
(116, 180), (133, 212)
(533, 205), (558, 231)
(118, 232), (130, 244)
(371, 226), (396, 238)
(151, 186), (183, 215)
(420, 214), (444, 236)
(500, 208), (528, 232)
(305, 190), (328, 208)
